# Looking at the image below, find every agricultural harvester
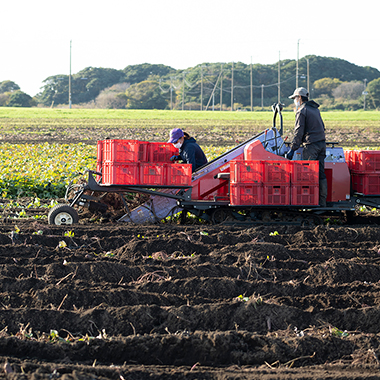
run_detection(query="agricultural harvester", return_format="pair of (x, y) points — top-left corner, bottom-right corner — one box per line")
(48, 104), (380, 226)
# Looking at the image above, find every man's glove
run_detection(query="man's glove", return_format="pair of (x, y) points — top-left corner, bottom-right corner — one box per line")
(170, 155), (179, 162)
(285, 149), (295, 160)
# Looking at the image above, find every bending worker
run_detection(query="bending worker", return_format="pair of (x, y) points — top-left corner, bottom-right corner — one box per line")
(168, 128), (208, 172)
(286, 87), (328, 207)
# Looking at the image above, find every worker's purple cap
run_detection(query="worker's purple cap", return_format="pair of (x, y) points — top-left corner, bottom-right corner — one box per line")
(168, 128), (184, 143)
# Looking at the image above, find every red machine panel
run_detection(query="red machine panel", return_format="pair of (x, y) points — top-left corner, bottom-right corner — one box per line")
(325, 162), (351, 202)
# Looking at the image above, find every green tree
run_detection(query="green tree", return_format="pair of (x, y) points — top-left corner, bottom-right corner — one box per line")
(38, 67), (127, 106)
(313, 78), (342, 97)
(0, 80), (20, 93)
(38, 75), (69, 106)
(367, 78), (380, 109)
(123, 63), (175, 84)
(125, 80), (168, 109)
(7, 90), (33, 107)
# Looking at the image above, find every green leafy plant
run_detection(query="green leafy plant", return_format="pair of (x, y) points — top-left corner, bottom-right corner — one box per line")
(330, 326), (349, 338)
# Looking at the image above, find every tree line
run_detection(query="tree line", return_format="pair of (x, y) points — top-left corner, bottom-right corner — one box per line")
(1, 56), (380, 110)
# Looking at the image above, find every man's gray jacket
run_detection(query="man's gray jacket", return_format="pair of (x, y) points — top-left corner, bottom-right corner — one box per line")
(290, 100), (326, 151)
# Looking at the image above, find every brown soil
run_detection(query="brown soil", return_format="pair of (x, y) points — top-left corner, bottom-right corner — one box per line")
(1, 204), (380, 379)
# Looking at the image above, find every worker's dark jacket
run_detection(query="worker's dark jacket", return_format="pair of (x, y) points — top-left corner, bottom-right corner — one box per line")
(179, 137), (208, 172)
(290, 100), (325, 151)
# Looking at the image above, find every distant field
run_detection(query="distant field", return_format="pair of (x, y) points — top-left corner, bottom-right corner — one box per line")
(0, 107), (379, 147)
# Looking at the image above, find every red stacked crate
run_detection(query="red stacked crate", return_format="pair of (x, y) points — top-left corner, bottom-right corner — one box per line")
(230, 183), (263, 205)
(103, 139), (149, 162)
(230, 160), (263, 205)
(140, 163), (166, 185)
(351, 174), (380, 195)
(100, 139), (148, 185)
(147, 142), (179, 162)
(344, 150), (354, 171)
(230, 160), (263, 183)
(143, 142), (191, 186)
(290, 161), (319, 205)
(262, 161), (290, 205)
(102, 162), (140, 185)
(166, 164), (192, 186)
(96, 140), (103, 182)
(349, 151), (380, 195)
(98, 139), (191, 186)
(350, 150), (380, 172)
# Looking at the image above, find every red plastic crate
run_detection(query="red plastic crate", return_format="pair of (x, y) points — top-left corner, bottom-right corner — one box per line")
(103, 139), (148, 162)
(291, 185), (319, 205)
(350, 150), (380, 172)
(344, 150), (353, 170)
(96, 160), (102, 182)
(97, 140), (103, 163)
(290, 161), (319, 184)
(230, 183), (263, 205)
(263, 185), (290, 205)
(230, 160), (263, 183)
(140, 163), (165, 185)
(263, 161), (290, 184)
(352, 173), (380, 195)
(102, 162), (139, 185)
(148, 142), (179, 162)
(166, 163), (192, 186)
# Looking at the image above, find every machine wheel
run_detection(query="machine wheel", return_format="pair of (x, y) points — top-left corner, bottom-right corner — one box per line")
(211, 208), (231, 224)
(48, 204), (79, 225)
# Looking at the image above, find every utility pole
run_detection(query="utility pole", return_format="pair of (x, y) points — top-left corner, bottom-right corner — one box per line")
(250, 57), (253, 111)
(278, 51), (281, 103)
(231, 62), (234, 111)
(220, 63), (223, 111)
(182, 72), (185, 111)
(363, 78), (368, 111)
(200, 66), (203, 111)
(69, 40), (72, 109)
(307, 58), (310, 94)
(261, 84), (264, 110)
(296, 39), (300, 88)
(170, 77), (173, 110)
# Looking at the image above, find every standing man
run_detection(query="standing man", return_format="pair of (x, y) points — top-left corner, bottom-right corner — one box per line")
(286, 87), (328, 207)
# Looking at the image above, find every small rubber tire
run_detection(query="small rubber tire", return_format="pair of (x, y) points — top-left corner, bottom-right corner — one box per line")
(48, 204), (79, 225)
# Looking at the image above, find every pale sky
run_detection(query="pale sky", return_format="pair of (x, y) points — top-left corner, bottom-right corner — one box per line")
(1, 0), (379, 97)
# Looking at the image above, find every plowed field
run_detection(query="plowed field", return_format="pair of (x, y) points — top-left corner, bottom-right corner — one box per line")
(1, 111), (380, 378)
(1, 215), (380, 379)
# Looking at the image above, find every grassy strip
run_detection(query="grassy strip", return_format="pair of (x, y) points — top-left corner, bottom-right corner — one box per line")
(0, 107), (379, 121)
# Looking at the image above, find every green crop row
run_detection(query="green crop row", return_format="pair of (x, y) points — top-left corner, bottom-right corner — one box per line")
(0, 143), (97, 198)
(0, 143), (231, 199)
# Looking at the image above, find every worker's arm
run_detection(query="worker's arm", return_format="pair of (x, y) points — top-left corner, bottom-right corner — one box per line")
(290, 111), (306, 151)
(182, 147), (197, 172)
